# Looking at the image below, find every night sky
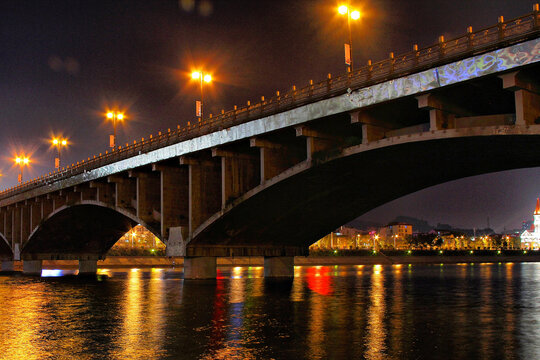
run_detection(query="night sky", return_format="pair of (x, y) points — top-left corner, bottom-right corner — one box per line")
(1, 0), (539, 232)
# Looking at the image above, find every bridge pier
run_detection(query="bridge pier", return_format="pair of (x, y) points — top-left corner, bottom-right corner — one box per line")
(78, 259), (98, 275)
(1, 260), (14, 271)
(23, 260), (42, 275)
(183, 256), (217, 279)
(264, 256), (295, 277)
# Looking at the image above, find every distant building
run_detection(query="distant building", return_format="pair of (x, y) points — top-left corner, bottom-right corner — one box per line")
(310, 226), (371, 250)
(520, 198), (540, 249)
(379, 222), (412, 249)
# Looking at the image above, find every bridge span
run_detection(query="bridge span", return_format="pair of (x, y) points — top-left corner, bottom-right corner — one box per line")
(1, 9), (540, 277)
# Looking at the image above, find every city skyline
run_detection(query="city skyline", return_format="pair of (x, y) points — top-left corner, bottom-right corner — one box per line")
(1, 0), (538, 232)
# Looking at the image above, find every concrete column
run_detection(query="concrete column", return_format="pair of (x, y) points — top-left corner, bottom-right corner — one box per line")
(183, 257), (217, 279)
(264, 256), (295, 277)
(52, 193), (66, 211)
(30, 200), (41, 233)
(132, 172), (160, 225)
(186, 159), (221, 235)
(4, 208), (13, 247)
(23, 260), (42, 275)
(78, 260), (98, 275)
(76, 185), (97, 201)
(296, 126), (336, 160)
(1, 261), (14, 271)
(219, 155), (259, 208)
(416, 94), (466, 131)
(109, 176), (136, 211)
(90, 181), (115, 206)
(65, 188), (81, 204)
(153, 165), (189, 240)
(362, 124), (386, 143)
(514, 90), (540, 125)
(20, 204), (30, 245)
(500, 71), (540, 125)
(41, 197), (53, 219)
(250, 138), (302, 182)
(12, 206), (21, 246)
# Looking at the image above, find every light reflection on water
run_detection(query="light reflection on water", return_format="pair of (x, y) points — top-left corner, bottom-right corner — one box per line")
(0, 263), (538, 359)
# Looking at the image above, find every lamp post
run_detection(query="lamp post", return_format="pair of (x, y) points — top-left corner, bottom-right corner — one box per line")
(14, 156), (30, 184)
(106, 111), (124, 148)
(338, 3), (360, 72)
(51, 137), (68, 169)
(191, 71), (212, 121)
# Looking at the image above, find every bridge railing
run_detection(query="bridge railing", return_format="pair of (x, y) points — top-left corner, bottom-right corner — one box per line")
(1, 7), (539, 200)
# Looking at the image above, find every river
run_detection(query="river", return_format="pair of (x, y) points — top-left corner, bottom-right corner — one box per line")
(0, 262), (538, 359)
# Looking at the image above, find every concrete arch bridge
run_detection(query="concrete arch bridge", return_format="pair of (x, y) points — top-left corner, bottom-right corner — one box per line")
(1, 11), (540, 277)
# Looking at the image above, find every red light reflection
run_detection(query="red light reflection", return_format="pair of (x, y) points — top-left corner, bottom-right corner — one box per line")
(306, 266), (334, 296)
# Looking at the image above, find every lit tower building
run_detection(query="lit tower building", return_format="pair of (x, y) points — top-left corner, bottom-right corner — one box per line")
(520, 198), (540, 249)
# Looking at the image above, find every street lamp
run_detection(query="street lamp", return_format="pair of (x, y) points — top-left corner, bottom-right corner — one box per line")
(191, 71), (212, 121)
(338, 3), (361, 72)
(14, 156), (30, 184)
(51, 137), (68, 169)
(106, 111), (125, 148)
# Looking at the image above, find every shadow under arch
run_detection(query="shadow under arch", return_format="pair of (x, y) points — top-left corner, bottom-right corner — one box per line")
(0, 232), (13, 259)
(23, 201), (161, 259)
(191, 130), (540, 249)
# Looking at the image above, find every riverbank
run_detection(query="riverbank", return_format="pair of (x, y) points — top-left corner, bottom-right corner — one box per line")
(26, 253), (540, 269)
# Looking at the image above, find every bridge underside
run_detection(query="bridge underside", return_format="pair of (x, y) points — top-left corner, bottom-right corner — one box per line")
(191, 134), (540, 252)
(22, 204), (136, 260)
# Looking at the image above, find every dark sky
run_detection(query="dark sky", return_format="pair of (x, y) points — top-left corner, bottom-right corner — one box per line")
(1, 0), (538, 232)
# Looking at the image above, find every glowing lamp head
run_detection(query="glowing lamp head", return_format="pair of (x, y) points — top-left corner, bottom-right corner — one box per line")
(191, 71), (201, 80)
(203, 74), (212, 83)
(52, 138), (59, 145)
(338, 5), (348, 14)
(61, 139), (67, 146)
(351, 10), (360, 20)
(15, 157), (21, 164)
(23, 157), (29, 164)
(117, 113), (124, 120)
(107, 112), (114, 119)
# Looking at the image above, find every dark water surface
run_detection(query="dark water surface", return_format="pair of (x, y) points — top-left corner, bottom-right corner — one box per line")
(0, 263), (538, 359)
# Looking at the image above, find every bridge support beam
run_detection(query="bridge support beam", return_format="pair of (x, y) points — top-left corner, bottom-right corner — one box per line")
(153, 165), (189, 241)
(109, 176), (136, 212)
(183, 256), (216, 279)
(182, 157), (221, 235)
(4, 208), (13, 248)
(90, 181), (115, 206)
(78, 259), (98, 275)
(21, 203), (30, 246)
(296, 126), (336, 160)
(500, 71), (540, 125)
(417, 94), (460, 130)
(130, 171), (161, 226)
(41, 197), (53, 220)
(250, 138), (300, 182)
(264, 256), (295, 277)
(30, 199), (41, 234)
(23, 260), (42, 275)
(212, 148), (259, 208)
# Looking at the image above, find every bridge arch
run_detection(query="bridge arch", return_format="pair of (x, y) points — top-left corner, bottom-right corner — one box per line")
(22, 201), (161, 259)
(192, 128), (540, 250)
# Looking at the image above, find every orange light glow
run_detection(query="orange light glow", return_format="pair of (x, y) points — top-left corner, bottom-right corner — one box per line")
(203, 74), (212, 83)
(351, 10), (360, 20)
(338, 5), (348, 14)
(191, 71), (201, 79)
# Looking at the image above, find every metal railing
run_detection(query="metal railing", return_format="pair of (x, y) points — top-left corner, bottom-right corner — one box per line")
(1, 7), (539, 200)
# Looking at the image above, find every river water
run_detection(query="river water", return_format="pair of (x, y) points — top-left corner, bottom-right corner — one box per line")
(0, 262), (539, 359)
